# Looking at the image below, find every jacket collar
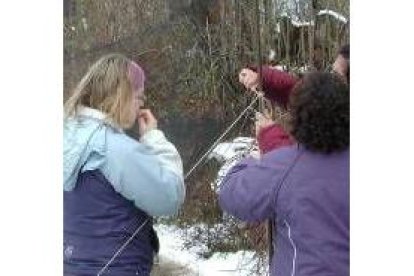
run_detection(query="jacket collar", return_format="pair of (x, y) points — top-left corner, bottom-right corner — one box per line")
(77, 106), (123, 132)
(77, 106), (107, 120)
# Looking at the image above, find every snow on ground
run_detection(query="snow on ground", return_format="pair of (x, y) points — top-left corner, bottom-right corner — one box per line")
(208, 137), (258, 191)
(198, 251), (259, 276)
(154, 224), (262, 276)
(153, 138), (267, 275)
(208, 137), (256, 163)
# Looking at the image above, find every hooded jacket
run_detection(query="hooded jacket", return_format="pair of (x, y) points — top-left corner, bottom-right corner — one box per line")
(63, 107), (185, 275)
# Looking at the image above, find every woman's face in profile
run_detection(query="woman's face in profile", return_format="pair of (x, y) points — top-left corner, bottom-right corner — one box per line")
(132, 87), (145, 117)
(128, 61), (146, 120)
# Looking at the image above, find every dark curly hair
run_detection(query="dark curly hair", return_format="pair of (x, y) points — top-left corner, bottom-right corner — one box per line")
(288, 72), (349, 154)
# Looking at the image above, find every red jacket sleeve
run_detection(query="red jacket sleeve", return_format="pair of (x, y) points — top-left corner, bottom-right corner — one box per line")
(249, 66), (298, 108)
(257, 124), (294, 154)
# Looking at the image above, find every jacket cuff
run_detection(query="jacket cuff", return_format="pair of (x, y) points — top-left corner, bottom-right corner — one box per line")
(139, 129), (166, 145)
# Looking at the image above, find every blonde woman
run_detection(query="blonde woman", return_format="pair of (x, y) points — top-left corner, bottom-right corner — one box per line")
(63, 54), (185, 276)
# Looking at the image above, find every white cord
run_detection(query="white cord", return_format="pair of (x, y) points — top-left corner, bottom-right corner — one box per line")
(97, 218), (149, 276)
(184, 93), (261, 179)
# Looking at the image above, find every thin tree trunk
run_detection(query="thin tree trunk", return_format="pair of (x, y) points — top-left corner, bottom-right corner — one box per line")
(308, 0), (318, 68)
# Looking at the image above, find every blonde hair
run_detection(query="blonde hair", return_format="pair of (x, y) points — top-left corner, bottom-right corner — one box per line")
(64, 53), (139, 129)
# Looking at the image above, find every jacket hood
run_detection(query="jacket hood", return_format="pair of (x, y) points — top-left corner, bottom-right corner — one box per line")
(63, 108), (106, 191)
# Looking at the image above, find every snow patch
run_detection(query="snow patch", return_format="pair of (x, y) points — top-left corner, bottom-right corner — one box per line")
(209, 137), (255, 163)
(291, 19), (314, 27)
(317, 9), (348, 23)
(154, 224), (263, 276)
(208, 137), (258, 191)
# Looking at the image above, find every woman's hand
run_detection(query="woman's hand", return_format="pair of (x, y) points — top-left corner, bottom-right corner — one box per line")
(137, 109), (158, 136)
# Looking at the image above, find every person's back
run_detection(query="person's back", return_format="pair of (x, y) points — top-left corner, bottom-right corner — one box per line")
(219, 72), (349, 276)
(267, 146), (349, 275)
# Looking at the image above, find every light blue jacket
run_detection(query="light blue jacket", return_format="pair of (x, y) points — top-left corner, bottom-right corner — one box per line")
(63, 107), (185, 216)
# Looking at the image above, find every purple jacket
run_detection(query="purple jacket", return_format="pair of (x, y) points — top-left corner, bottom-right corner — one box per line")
(219, 145), (349, 276)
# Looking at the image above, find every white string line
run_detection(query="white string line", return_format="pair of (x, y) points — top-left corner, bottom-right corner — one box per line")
(184, 93), (262, 180)
(97, 218), (149, 276)
(210, 107), (257, 190)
